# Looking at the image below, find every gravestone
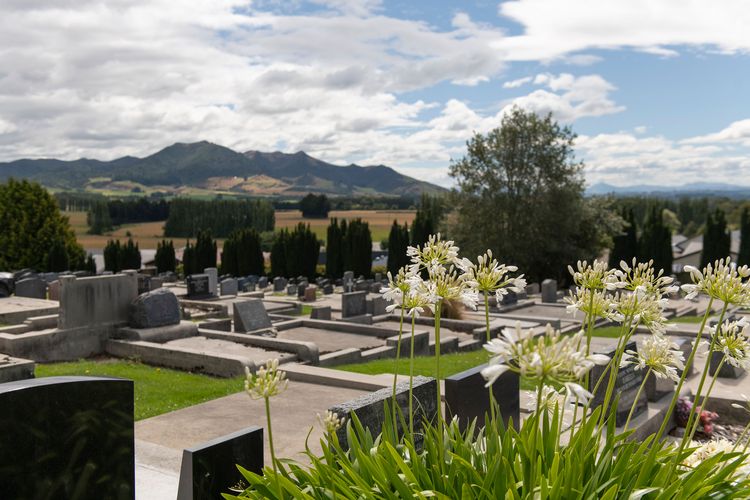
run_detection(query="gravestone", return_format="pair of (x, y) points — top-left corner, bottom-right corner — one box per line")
(541, 279), (557, 303)
(286, 284), (298, 296)
(258, 276), (268, 289)
(150, 277), (164, 290)
(41, 272), (59, 283)
(303, 285), (317, 302)
(129, 288), (181, 329)
(344, 282), (354, 293)
(233, 299), (272, 333)
(48, 280), (61, 301)
(297, 282), (308, 298)
(323, 284), (334, 295)
(645, 371), (674, 402)
(588, 341), (648, 426)
(15, 277), (47, 299)
(137, 274), (151, 295)
(367, 296), (388, 316)
(237, 277), (250, 291)
(187, 274), (211, 299)
(329, 376), (437, 450)
(526, 282), (540, 295)
(374, 272), (382, 283)
(501, 291), (518, 306)
(0, 376), (134, 500)
(710, 351), (745, 378)
(243, 281), (257, 293)
(176, 427), (263, 500)
(273, 277), (286, 292)
(220, 278), (239, 296)
(310, 306), (332, 320)
(204, 267), (218, 297)
(355, 279), (370, 292)
(370, 282), (382, 294)
(445, 363), (519, 431)
(675, 337), (695, 378)
(343, 271), (354, 283)
(342, 291), (368, 318)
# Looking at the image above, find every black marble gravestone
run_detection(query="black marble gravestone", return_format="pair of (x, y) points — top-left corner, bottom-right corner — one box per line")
(187, 274), (211, 299)
(444, 363), (519, 431)
(588, 341), (648, 426)
(176, 426), (263, 500)
(0, 376), (134, 500)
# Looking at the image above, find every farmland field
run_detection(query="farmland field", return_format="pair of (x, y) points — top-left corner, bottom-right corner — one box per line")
(67, 209), (416, 250)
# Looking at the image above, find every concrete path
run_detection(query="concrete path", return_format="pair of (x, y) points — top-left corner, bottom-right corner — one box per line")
(135, 380), (369, 499)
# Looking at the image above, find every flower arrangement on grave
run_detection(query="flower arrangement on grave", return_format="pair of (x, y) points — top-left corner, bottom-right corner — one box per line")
(225, 237), (750, 499)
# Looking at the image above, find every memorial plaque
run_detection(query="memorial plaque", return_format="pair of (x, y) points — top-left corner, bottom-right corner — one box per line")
(445, 363), (519, 432)
(342, 291), (367, 318)
(176, 427), (263, 500)
(257, 276), (268, 289)
(15, 277), (47, 299)
(187, 274), (211, 299)
(310, 306), (331, 320)
(0, 376), (134, 500)
(541, 279), (557, 303)
(233, 299), (272, 333)
(588, 341), (647, 426)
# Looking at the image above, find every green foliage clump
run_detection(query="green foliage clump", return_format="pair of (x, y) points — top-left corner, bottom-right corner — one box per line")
(155, 240), (176, 274)
(0, 179), (85, 272)
(270, 224), (320, 278)
(609, 208), (638, 268)
(739, 207), (750, 266)
(325, 218), (345, 278)
(343, 219), (372, 278)
(103, 238), (141, 272)
(86, 200), (113, 235)
(638, 206), (673, 274)
(387, 219), (410, 276)
(164, 198), (274, 238)
(410, 194), (442, 249)
(449, 108), (622, 282)
(182, 230), (217, 276)
(220, 229), (264, 276)
(701, 208), (731, 267)
(299, 193), (331, 218)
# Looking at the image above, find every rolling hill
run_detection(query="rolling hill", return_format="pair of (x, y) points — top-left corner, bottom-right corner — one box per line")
(0, 141), (445, 197)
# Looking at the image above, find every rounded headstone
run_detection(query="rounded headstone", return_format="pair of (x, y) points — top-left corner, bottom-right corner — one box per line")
(129, 288), (181, 329)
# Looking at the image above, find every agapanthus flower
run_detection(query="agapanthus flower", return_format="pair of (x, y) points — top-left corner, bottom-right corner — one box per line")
(381, 267), (413, 307)
(397, 276), (438, 317)
(318, 410), (346, 434)
(615, 258), (679, 298)
(527, 385), (566, 415)
(612, 289), (671, 334)
(457, 250), (526, 304)
(622, 334), (685, 382)
(682, 439), (750, 475)
(568, 260), (623, 291)
(481, 323), (609, 387)
(244, 359), (288, 400)
(406, 233), (459, 277)
(711, 318), (750, 369)
(565, 287), (620, 321)
(682, 258), (750, 306)
(428, 267), (478, 310)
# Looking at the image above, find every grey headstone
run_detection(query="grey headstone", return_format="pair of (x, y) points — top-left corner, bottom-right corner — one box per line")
(243, 281), (256, 292)
(323, 284), (334, 295)
(233, 299), (272, 333)
(220, 278), (238, 296)
(501, 291), (518, 306)
(303, 285), (317, 302)
(15, 278), (47, 299)
(0, 377), (134, 500)
(343, 271), (354, 283)
(204, 267), (218, 297)
(137, 274), (151, 295)
(526, 283), (540, 295)
(329, 376), (437, 450)
(286, 284), (298, 296)
(257, 276), (268, 289)
(129, 288), (181, 329)
(48, 280), (61, 301)
(297, 282), (308, 297)
(273, 277), (286, 292)
(541, 279), (557, 303)
(674, 337), (695, 378)
(710, 351), (745, 378)
(176, 427), (263, 500)
(588, 341), (648, 426)
(370, 282), (382, 294)
(445, 363), (519, 432)
(342, 291), (368, 318)
(150, 277), (163, 290)
(187, 274), (211, 299)
(367, 296), (388, 316)
(374, 272), (382, 282)
(310, 306), (332, 320)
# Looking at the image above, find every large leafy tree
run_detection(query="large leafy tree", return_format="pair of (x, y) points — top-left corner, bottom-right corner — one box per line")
(449, 108), (622, 283)
(0, 179), (85, 271)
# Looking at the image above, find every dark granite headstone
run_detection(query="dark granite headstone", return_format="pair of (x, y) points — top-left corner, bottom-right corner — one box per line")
(176, 427), (263, 500)
(137, 274), (150, 295)
(541, 279), (557, 303)
(367, 296), (388, 316)
(297, 282), (307, 297)
(674, 337), (695, 378)
(257, 276), (268, 289)
(310, 306), (332, 320)
(710, 351), (745, 378)
(15, 277), (47, 299)
(243, 281), (257, 292)
(233, 299), (272, 333)
(273, 277), (286, 292)
(342, 291), (368, 318)
(286, 284), (298, 296)
(220, 278), (238, 296)
(501, 291), (518, 306)
(645, 372), (674, 402)
(187, 274), (211, 299)
(329, 376), (437, 450)
(129, 288), (181, 328)
(0, 376), (134, 500)
(323, 284), (334, 295)
(445, 363), (519, 431)
(588, 341), (648, 426)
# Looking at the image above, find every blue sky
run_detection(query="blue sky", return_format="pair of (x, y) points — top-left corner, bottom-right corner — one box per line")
(0, 0), (748, 188)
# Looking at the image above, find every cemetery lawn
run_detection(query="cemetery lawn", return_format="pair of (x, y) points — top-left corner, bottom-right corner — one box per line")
(36, 358), (243, 420)
(671, 315), (703, 323)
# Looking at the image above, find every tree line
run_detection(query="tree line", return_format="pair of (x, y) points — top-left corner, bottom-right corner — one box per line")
(164, 198), (274, 238)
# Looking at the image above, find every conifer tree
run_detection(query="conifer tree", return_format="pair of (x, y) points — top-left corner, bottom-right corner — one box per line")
(344, 219), (372, 278)
(103, 240), (121, 272)
(85, 254), (97, 275)
(326, 218), (345, 278)
(182, 241), (196, 276)
(738, 207), (750, 266)
(701, 209), (730, 267)
(46, 239), (69, 272)
(270, 230), (288, 278)
(155, 240), (176, 273)
(609, 209), (638, 268)
(387, 220), (410, 276)
(639, 206), (672, 275)
(194, 230), (217, 271)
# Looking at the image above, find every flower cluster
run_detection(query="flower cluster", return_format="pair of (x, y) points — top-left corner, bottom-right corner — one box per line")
(568, 259), (622, 291)
(622, 334), (685, 382)
(564, 288), (619, 321)
(481, 323), (608, 403)
(682, 258), (750, 306)
(244, 359), (288, 400)
(318, 410), (346, 434)
(710, 318), (750, 370)
(458, 250), (526, 304)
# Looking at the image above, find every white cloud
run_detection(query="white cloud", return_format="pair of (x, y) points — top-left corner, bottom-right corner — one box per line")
(496, 0), (750, 61)
(681, 119), (750, 147)
(503, 76), (532, 88)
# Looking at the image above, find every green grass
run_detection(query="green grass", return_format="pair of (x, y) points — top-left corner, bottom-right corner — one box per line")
(671, 315), (703, 324)
(36, 358), (243, 420)
(590, 326), (623, 338)
(336, 350), (490, 379)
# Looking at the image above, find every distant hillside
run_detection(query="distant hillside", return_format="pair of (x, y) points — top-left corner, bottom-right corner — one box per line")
(586, 182), (750, 198)
(0, 141), (446, 197)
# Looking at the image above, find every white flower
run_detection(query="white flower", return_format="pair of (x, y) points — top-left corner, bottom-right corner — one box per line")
(564, 382), (594, 405)
(481, 364), (510, 387)
(318, 410), (346, 434)
(565, 287), (619, 321)
(711, 318), (750, 369)
(406, 233), (459, 278)
(459, 250), (525, 301)
(244, 359), (288, 400)
(568, 260), (623, 291)
(527, 385), (566, 415)
(615, 258), (677, 298)
(622, 334), (685, 382)
(681, 258), (750, 306)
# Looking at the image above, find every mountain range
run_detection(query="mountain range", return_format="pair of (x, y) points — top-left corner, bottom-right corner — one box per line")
(586, 182), (750, 198)
(0, 141), (445, 197)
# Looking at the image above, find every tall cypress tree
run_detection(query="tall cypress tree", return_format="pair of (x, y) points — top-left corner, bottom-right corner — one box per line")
(103, 240), (121, 272)
(194, 230), (217, 271)
(344, 219), (372, 278)
(387, 220), (410, 276)
(701, 209), (730, 267)
(326, 218), (344, 278)
(155, 240), (176, 274)
(182, 240), (195, 276)
(46, 239), (69, 272)
(609, 208), (638, 268)
(639, 206), (672, 275)
(220, 236), (238, 276)
(270, 230), (288, 278)
(738, 207), (750, 266)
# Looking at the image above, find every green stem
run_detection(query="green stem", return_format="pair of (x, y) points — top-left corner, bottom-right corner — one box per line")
(526, 382), (544, 496)
(409, 313), (416, 436)
(732, 422), (750, 453)
(624, 369), (651, 431)
(392, 306), (405, 430)
(434, 300), (443, 459)
(265, 396), (283, 499)
(597, 315), (636, 429)
(484, 291), (496, 424)
(686, 356), (725, 442)
(678, 302), (728, 451)
(585, 291), (596, 357)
